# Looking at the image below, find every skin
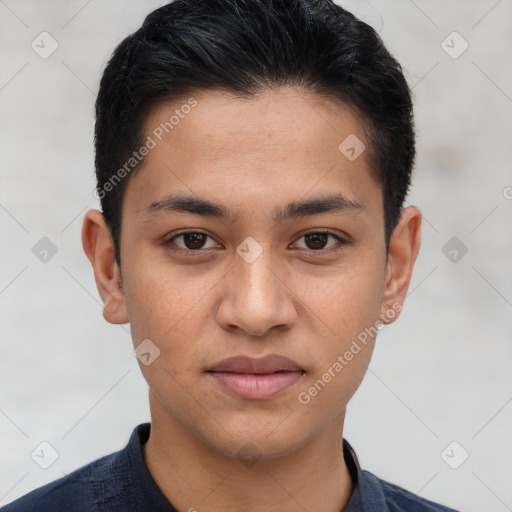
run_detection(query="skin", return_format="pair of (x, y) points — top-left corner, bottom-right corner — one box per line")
(82, 87), (421, 512)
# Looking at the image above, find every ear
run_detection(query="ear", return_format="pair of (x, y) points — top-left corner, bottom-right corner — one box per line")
(81, 209), (129, 325)
(380, 206), (421, 324)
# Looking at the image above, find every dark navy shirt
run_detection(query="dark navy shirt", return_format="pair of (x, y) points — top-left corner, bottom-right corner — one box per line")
(2, 423), (460, 511)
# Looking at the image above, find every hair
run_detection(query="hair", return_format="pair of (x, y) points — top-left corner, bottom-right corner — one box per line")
(94, 0), (415, 268)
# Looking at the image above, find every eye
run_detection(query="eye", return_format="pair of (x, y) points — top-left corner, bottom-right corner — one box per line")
(165, 230), (349, 255)
(292, 231), (349, 253)
(166, 231), (220, 252)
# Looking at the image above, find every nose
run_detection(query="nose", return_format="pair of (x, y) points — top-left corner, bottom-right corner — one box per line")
(215, 246), (298, 337)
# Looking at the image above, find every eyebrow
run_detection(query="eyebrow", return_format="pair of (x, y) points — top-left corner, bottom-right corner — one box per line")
(143, 193), (364, 223)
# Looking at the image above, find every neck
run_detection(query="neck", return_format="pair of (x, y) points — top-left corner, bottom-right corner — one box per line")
(142, 393), (353, 512)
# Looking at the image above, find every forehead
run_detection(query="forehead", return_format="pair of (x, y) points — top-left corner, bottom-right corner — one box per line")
(123, 87), (380, 220)
(142, 87), (366, 161)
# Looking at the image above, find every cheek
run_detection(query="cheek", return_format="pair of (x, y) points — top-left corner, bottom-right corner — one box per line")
(299, 260), (384, 336)
(122, 258), (218, 392)
(293, 256), (384, 397)
(294, 269), (381, 416)
(123, 258), (211, 341)
(295, 349), (372, 424)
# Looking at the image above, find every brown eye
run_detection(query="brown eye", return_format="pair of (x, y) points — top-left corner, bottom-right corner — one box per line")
(293, 232), (349, 253)
(167, 232), (219, 251)
(181, 232), (207, 250)
(304, 233), (329, 250)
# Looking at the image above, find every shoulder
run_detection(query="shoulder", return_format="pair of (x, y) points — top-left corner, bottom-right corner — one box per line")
(361, 470), (461, 512)
(1, 450), (119, 512)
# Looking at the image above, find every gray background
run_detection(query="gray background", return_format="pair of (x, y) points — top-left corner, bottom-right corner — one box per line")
(1, 1), (511, 510)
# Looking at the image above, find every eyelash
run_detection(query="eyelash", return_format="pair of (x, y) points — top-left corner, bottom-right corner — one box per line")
(165, 231), (350, 256)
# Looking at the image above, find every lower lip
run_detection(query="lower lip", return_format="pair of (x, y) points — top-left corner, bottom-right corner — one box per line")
(208, 371), (304, 400)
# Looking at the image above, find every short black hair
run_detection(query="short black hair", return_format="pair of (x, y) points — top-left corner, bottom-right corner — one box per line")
(94, 0), (415, 267)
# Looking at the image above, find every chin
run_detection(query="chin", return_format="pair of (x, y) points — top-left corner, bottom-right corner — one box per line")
(200, 413), (311, 462)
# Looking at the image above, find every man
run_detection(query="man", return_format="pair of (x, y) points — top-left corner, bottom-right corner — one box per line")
(2, 0), (461, 510)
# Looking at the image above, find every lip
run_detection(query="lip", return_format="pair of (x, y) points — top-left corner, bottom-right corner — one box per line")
(207, 354), (305, 400)
(208, 354), (304, 373)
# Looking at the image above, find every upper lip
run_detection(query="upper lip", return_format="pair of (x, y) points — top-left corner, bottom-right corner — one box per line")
(207, 354), (304, 374)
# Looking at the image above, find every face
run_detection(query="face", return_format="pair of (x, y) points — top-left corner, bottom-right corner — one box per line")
(84, 87), (420, 461)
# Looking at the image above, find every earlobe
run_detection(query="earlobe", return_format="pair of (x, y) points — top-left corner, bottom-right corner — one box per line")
(380, 206), (422, 324)
(81, 209), (129, 325)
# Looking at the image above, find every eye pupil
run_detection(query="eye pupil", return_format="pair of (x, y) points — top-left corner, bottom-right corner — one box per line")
(305, 233), (328, 250)
(183, 233), (207, 249)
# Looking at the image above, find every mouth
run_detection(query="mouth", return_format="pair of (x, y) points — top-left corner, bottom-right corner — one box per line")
(207, 353), (304, 373)
(206, 354), (305, 400)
